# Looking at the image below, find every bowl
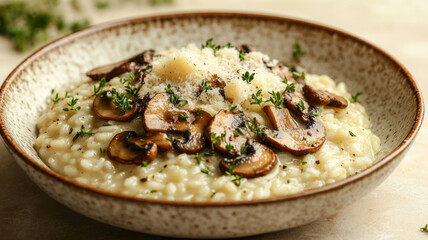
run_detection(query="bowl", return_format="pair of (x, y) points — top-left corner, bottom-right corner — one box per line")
(0, 12), (423, 238)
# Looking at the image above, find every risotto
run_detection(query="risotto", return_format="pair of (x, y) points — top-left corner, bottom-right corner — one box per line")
(35, 42), (380, 201)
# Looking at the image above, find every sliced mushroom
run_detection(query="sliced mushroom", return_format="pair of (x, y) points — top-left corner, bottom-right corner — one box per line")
(270, 63), (303, 84)
(87, 50), (154, 81)
(219, 139), (277, 178)
(173, 110), (211, 154)
(143, 92), (212, 153)
(143, 132), (173, 151)
(107, 131), (157, 164)
(93, 90), (139, 121)
(303, 85), (348, 108)
(143, 93), (192, 132)
(283, 90), (311, 123)
(262, 106), (326, 155)
(206, 110), (250, 157)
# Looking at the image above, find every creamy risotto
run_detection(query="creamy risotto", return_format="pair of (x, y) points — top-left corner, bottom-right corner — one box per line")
(35, 42), (380, 201)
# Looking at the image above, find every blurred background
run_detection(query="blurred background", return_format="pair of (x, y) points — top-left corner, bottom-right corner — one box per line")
(1, 0), (427, 239)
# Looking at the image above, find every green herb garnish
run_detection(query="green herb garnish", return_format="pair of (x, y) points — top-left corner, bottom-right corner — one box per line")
(141, 161), (148, 167)
(150, 189), (157, 193)
(63, 97), (81, 111)
(93, 78), (107, 96)
(240, 144), (247, 154)
(349, 131), (356, 137)
(292, 40), (306, 58)
(292, 71), (306, 80)
(51, 92), (61, 105)
(226, 143), (234, 151)
(242, 71), (255, 84)
(202, 38), (221, 53)
(230, 105), (237, 111)
(250, 89), (263, 105)
(195, 153), (201, 165)
(350, 92), (362, 103)
(72, 125), (93, 141)
(239, 49), (246, 61)
(249, 118), (265, 140)
(197, 108), (203, 118)
(296, 100), (305, 111)
(200, 168), (210, 175)
(421, 224), (428, 232)
(179, 113), (187, 120)
(204, 151), (214, 157)
(165, 135), (175, 143)
(283, 76), (295, 92)
(109, 88), (131, 113)
(201, 80), (213, 92)
(266, 91), (283, 109)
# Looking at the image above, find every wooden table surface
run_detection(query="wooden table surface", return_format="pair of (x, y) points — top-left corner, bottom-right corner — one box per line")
(1, 0), (427, 239)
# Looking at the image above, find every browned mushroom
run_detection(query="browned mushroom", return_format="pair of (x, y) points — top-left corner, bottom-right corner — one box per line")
(143, 93), (191, 132)
(262, 106), (326, 155)
(303, 85), (348, 108)
(107, 131), (158, 164)
(87, 50), (154, 81)
(143, 93), (212, 153)
(93, 90), (139, 121)
(143, 132), (173, 151)
(173, 110), (212, 154)
(270, 63), (303, 84)
(206, 110), (250, 157)
(283, 90), (311, 123)
(219, 139), (277, 178)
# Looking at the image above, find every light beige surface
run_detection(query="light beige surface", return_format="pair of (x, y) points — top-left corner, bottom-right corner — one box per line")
(0, 0), (427, 239)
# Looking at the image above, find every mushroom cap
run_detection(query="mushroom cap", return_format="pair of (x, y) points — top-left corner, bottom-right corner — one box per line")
(283, 90), (311, 123)
(173, 110), (212, 154)
(303, 85), (348, 108)
(143, 92), (201, 132)
(206, 110), (250, 157)
(263, 106), (326, 155)
(219, 139), (277, 178)
(143, 132), (173, 151)
(107, 131), (158, 164)
(86, 50), (153, 81)
(93, 90), (139, 121)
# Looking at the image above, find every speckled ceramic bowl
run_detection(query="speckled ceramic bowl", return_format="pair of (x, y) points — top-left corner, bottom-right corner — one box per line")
(0, 12), (423, 238)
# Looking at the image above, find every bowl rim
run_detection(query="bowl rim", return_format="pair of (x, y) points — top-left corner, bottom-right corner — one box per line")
(0, 11), (424, 207)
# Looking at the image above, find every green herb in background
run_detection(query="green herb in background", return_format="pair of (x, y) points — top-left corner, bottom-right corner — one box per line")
(0, 0), (174, 52)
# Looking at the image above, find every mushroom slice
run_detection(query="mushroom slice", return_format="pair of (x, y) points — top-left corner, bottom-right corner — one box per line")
(262, 106), (326, 155)
(206, 110), (250, 157)
(143, 132), (173, 151)
(93, 90), (139, 121)
(303, 85), (348, 109)
(143, 93), (192, 132)
(87, 50), (154, 81)
(283, 90), (311, 123)
(270, 63), (303, 84)
(219, 139), (277, 178)
(107, 131), (158, 164)
(173, 110), (212, 154)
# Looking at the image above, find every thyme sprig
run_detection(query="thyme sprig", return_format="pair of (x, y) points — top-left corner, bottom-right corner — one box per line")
(242, 71), (255, 84)
(292, 40), (306, 58)
(201, 80), (213, 92)
(108, 88), (131, 112)
(93, 78), (107, 96)
(350, 92), (362, 103)
(282, 76), (295, 92)
(165, 84), (187, 106)
(63, 97), (81, 111)
(72, 125), (93, 141)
